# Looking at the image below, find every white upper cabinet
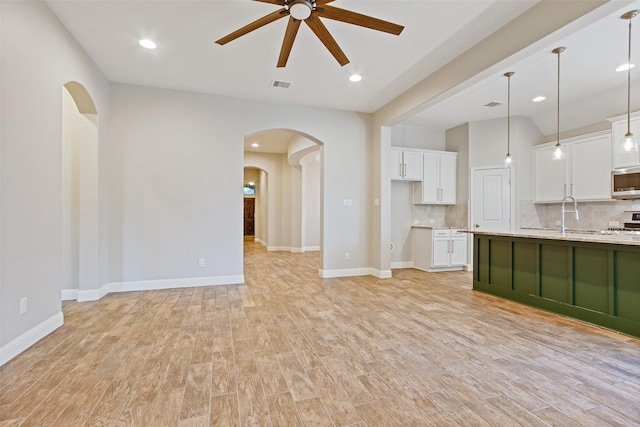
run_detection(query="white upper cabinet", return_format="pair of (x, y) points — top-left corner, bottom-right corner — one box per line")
(414, 151), (457, 204)
(609, 113), (640, 169)
(533, 131), (611, 203)
(391, 148), (423, 181)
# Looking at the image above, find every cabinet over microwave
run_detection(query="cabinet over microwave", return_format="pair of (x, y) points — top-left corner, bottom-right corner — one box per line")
(612, 167), (640, 199)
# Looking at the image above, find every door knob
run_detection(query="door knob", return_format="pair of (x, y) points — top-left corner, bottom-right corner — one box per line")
(474, 224), (480, 228)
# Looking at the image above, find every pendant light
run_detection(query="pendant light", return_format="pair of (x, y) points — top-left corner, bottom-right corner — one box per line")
(551, 47), (566, 161)
(504, 72), (514, 167)
(620, 10), (639, 153)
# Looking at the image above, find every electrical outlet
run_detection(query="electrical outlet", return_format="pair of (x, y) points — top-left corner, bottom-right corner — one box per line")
(413, 220), (420, 225)
(19, 297), (27, 315)
(555, 220), (561, 225)
(429, 219), (435, 224)
(609, 221), (620, 227)
(344, 252), (350, 260)
(198, 258), (205, 267)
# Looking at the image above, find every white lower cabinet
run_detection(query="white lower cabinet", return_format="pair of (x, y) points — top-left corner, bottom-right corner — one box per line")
(413, 228), (467, 272)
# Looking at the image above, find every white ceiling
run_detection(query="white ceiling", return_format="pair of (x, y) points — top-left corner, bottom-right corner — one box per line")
(46, 0), (640, 145)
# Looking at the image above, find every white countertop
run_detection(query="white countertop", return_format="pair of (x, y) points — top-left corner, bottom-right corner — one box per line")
(411, 225), (466, 230)
(469, 228), (640, 246)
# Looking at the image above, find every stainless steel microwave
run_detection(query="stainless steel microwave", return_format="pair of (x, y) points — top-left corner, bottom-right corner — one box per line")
(612, 167), (640, 199)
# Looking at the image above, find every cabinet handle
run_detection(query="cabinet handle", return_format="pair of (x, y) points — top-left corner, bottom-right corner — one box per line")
(403, 163), (406, 177)
(571, 183), (574, 196)
(399, 163), (403, 177)
(564, 183), (567, 197)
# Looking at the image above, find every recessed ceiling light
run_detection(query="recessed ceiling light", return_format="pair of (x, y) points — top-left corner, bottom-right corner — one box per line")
(251, 143), (259, 148)
(616, 63), (635, 72)
(139, 39), (157, 49)
(349, 74), (362, 82)
(532, 95), (546, 102)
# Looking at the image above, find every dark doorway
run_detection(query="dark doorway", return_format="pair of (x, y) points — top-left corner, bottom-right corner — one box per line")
(244, 198), (255, 237)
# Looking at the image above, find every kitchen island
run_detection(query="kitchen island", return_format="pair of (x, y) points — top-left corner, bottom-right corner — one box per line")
(472, 229), (640, 338)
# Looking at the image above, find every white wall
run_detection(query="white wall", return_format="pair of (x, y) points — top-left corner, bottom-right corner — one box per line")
(300, 151), (321, 250)
(391, 125), (446, 150)
(390, 182), (413, 266)
(1, 0), (111, 362)
(110, 83), (372, 282)
(468, 116), (542, 229)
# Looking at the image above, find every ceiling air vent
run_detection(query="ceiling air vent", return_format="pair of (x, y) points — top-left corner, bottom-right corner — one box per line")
(485, 101), (503, 108)
(272, 80), (291, 89)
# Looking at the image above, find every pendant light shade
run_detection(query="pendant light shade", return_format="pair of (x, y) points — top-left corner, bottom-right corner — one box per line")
(504, 72), (514, 167)
(620, 10), (639, 153)
(552, 47), (566, 161)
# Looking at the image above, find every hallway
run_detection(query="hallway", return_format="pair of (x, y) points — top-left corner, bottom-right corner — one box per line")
(1, 242), (639, 425)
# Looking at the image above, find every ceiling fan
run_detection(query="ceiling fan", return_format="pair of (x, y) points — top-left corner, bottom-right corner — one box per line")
(215, 0), (404, 67)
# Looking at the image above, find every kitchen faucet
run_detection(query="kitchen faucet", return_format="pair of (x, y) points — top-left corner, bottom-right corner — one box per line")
(561, 195), (579, 236)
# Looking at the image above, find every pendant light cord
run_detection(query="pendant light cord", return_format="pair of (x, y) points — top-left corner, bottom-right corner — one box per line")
(628, 17), (632, 136)
(551, 46), (565, 156)
(507, 73), (511, 155)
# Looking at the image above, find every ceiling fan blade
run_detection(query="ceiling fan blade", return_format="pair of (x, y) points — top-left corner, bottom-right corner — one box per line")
(316, 0), (335, 4)
(215, 9), (288, 45)
(305, 17), (349, 66)
(253, 0), (284, 5)
(278, 17), (301, 67)
(316, 4), (404, 35)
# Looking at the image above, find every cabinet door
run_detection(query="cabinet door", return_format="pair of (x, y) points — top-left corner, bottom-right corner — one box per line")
(449, 237), (467, 266)
(403, 151), (423, 181)
(534, 145), (569, 202)
(390, 149), (403, 180)
(572, 134), (611, 201)
(432, 238), (450, 267)
(421, 152), (439, 203)
(612, 117), (640, 169)
(439, 154), (457, 204)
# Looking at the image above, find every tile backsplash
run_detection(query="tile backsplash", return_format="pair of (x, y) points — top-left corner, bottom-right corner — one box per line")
(520, 199), (638, 231)
(411, 201), (468, 228)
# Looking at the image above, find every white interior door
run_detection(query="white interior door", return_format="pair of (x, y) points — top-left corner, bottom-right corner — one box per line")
(472, 168), (511, 232)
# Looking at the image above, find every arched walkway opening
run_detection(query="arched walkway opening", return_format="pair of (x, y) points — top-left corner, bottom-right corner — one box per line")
(61, 82), (99, 301)
(243, 129), (323, 265)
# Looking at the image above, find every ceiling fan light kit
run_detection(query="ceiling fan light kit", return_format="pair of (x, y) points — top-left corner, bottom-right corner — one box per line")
(289, 0), (313, 20)
(215, 0), (404, 68)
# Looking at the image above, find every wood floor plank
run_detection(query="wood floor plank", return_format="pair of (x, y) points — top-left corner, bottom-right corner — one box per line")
(266, 392), (302, 426)
(180, 362), (212, 420)
(255, 350), (289, 396)
(295, 397), (333, 427)
(237, 376), (270, 426)
(211, 350), (236, 396)
(1, 242), (639, 426)
(209, 393), (239, 427)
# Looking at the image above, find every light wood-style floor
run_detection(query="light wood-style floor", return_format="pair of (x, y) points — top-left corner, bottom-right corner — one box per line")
(1, 242), (639, 426)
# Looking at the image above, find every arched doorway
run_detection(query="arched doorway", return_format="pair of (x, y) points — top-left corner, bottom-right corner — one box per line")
(243, 129), (323, 257)
(61, 82), (99, 301)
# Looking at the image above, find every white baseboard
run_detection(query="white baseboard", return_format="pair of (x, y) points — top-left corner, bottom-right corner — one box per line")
(318, 267), (374, 278)
(370, 269), (392, 279)
(291, 246), (320, 253)
(0, 311), (64, 367)
(75, 275), (245, 302)
(267, 246), (291, 252)
(61, 288), (79, 301)
(390, 261), (413, 269)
